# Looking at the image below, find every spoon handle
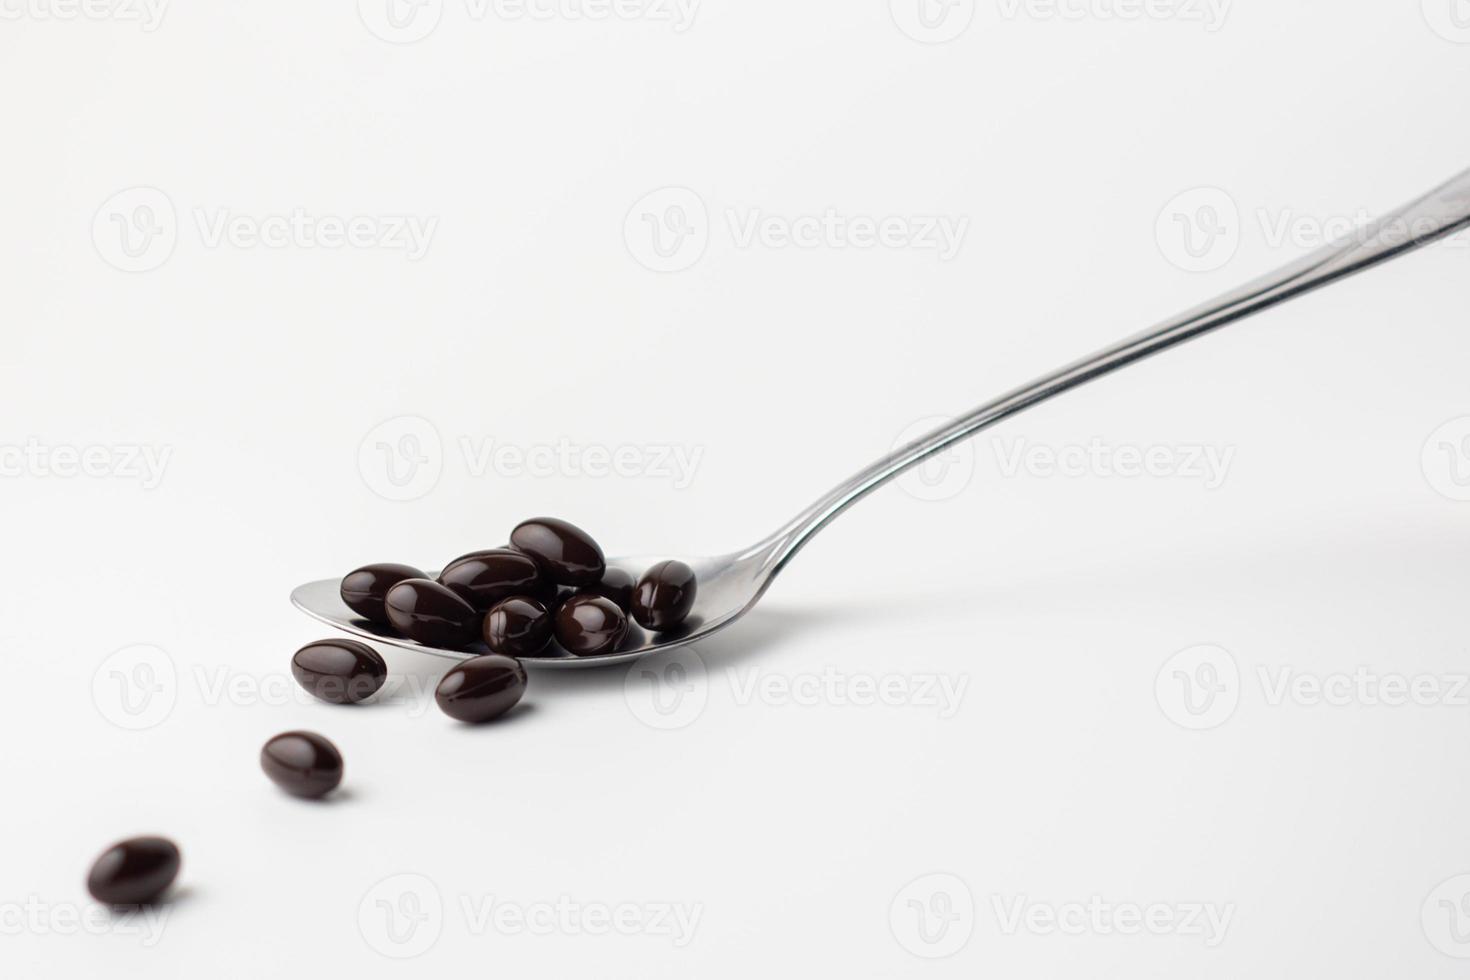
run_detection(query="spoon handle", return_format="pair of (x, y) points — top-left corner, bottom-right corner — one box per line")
(757, 166), (1470, 571)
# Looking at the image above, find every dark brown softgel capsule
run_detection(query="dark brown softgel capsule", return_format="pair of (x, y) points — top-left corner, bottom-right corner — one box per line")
(341, 562), (426, 625)
(385, 578), (479, 648)
(632, 560), (698, 631)
(554, 594), (628, 657)
(260, 731), (344, 799)
(87, 837), (180, 906)
(291, 639), (387, 705)
(435, 655), (527, 723)
(509, 518), (605, 586)
(483, 596), (553, 657)
(591, 566), (635, 611)
(439, 549), (548, 610)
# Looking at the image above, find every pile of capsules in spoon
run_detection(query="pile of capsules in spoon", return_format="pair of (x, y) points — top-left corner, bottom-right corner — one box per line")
(84, 518), (697, 908)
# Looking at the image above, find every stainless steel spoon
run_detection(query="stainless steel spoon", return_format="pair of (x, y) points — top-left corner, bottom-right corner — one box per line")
(294, 166), (1470, 668)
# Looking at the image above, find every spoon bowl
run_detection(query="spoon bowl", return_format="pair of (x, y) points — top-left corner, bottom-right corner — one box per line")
(291, 546), (781, 668)
(293, 165), (1470, 667)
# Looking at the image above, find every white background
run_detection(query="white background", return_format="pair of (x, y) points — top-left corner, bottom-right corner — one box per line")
(4, 1), (1470, 976)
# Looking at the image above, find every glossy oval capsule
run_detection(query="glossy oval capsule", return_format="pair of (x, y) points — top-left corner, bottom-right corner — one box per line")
(385, 578), (480, 649)
(554, 594), (628, 657)
(439, 549), (548, 610)
(632, 560), (698, 631)
(483, 596), (553, 657)
(590, 566), (635, 612)
(435, 655), (528, 723)
(87, 837), (181, 906)
(260, 731), (343, 799)
(291, 639), (387, 705)
(340, 563), (426, 625)
(509, 518), (605, 587)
